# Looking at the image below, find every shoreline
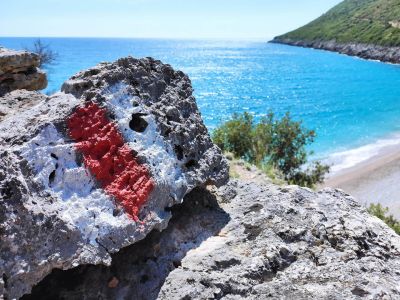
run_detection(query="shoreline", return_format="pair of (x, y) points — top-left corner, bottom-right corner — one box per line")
(270, 38), (400, 65)
(322, 143), (400, 218)
(271, 38), (400, 218)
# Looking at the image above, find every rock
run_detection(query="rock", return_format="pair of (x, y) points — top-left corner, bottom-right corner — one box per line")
(271, 38), (400, 65)
(3, 53), (400, 300)
(0, 90), (47, 122)
(0, 57), (228, 299)
(22, 181), (400, 299)
(0, 47), (47, 95)
(22, 187), (232, 300)
(159, 182), (400, 299)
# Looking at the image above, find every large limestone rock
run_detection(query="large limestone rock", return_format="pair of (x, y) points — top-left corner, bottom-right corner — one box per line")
(159, 182), (400, 299)
(0, 47), (47, 96)
(0, 90), (47, 122)
(0, 57), (228, 299)
(23, 181), (400, 299)
(2, 52), (400, 300)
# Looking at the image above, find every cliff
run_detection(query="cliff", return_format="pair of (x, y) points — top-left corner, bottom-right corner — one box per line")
(1, 50), (400, 299)
(0, 47), (47, 96)
(272, 0), (400, 64)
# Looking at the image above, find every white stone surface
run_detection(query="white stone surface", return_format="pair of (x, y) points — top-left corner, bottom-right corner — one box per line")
(104, 83), (187, 200)
(19, 124), (132, 244)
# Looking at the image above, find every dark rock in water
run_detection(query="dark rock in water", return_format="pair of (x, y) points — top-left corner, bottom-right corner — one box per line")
(271, 38), (400, 65)
(0, 57), (228, 299)
(0, 47), (47, 95)
(22, 181), (400, 299)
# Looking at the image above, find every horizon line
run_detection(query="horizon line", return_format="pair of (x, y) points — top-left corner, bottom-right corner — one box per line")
(0, 35), (275, 42)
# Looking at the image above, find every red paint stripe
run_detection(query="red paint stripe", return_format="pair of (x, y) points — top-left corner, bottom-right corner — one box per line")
(67, 102), (154, 220)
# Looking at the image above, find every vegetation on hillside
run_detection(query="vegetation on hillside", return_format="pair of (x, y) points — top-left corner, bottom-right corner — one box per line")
(275, 0), (400, 47)
(367, 203), (400, 235)
(212, 112), (329, 188)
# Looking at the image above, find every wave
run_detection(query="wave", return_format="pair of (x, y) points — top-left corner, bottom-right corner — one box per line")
(324, 133), (400, 174)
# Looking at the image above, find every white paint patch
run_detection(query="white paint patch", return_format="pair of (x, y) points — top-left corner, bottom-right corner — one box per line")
(18, 85), (187, 244)
(104, 83), (187, 200)
(19, 124), (132, 244)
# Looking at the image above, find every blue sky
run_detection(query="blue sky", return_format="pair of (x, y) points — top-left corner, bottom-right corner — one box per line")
(2, 0), (342, 39)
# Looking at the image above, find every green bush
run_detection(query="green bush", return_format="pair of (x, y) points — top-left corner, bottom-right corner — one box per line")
(367, 203), (400, 235)
(213, 112), (253, 159)
(213, 112), (329, 188)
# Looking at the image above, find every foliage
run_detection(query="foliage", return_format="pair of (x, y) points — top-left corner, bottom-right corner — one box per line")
(213, 113), (253, 159)
(276, 0), (400, 47)
(26, 39), (58, 67)
(367, 203), (400, 235)
(213, 112), (330, 188)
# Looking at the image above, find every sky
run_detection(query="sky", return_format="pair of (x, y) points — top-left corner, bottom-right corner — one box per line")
(1, 0), (342, 40)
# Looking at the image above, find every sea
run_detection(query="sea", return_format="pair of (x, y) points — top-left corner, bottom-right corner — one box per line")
(2, 37), (400, 173)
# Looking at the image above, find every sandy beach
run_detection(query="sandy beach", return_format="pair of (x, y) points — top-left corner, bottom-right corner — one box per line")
(322, 144), (400, 218)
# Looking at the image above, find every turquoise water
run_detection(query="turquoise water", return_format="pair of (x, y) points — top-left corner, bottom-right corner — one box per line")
(2, 37), (400, 168)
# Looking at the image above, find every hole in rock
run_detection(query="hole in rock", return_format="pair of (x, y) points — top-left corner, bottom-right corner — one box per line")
(140, 274), (149, 283)
(174, 145), (184, 160)
(172, 260), (181, 268)
(22, 187), (230, 300)
(129, 113), (148, 132)
(48, 170), (56, 186)
(1, 184), (12, 199)
(164, 128), (172, 136)
(185, 159), (198, 169)
(3, 273), (8, 289)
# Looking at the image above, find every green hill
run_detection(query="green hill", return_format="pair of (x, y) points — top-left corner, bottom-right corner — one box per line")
(275, 0), (400, 47)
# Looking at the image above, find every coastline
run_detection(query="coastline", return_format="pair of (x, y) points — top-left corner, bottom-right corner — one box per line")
(322, 143), (400, 218)
(271, 38), (400, 65)
(270, 38), (400, 218)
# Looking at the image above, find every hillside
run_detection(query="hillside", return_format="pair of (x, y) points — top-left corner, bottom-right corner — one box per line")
(275, 0), (400, 46)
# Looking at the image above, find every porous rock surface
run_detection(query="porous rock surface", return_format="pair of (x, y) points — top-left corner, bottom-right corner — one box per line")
(22, 180), (400, 299)
(0, 47), (47, 95)
(160, 182), (400, 299)
(2, 52), (400, 300)
(0, 90), (47, 122)
(0, 57), (228, 299)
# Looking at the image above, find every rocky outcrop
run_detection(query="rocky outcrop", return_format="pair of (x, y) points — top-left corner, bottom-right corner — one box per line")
(271, 38), (400, 65)
(22, 181), (400, 299)
(2, 51), (400, 300)
(0, 90), (47, 122)
(0, 47), (47, 96)
(0, 57), (228, 299)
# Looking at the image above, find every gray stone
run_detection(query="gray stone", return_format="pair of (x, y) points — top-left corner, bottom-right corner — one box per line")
(0, 57), (228, 299)
(61, 56), (227, 190)
(159, 182), (400, 299)
(21, 180), (400, 300)
(0, 90), (47, 122)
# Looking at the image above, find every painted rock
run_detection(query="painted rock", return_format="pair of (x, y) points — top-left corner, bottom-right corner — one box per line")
(0, 57), (228, 299)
